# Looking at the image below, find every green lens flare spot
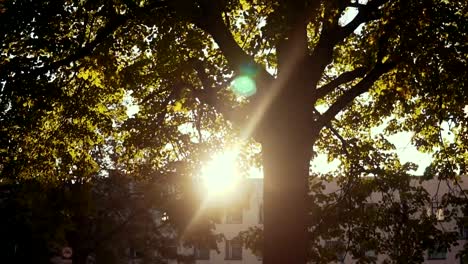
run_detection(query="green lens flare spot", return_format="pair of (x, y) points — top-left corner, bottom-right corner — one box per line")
(231, 76), (256, 97)
(239, 64), (258, 77)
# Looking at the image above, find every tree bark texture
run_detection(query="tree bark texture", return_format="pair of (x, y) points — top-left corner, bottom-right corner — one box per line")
(263, 138), (311, 264)
(260, 71), (316, 264)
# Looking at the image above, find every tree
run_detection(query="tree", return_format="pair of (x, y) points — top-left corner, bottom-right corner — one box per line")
(0, 1), (221, 262)
(0, 163), (218, 264)
(1, 0), (467, 263)
(307, 174), (467, 263)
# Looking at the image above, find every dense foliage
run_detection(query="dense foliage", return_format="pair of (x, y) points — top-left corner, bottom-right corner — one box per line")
(1, 0), (467, 263)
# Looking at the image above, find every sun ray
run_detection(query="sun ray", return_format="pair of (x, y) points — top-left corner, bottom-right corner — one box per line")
(183, 149), (242, 237)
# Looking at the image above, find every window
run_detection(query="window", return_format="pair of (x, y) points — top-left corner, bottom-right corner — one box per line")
(436, 208), (445, 221)
(325, 240), (346, 262)
(194, 246), (210, 260)
(364, 203), (377, 212)
(226, 207), (243, 224)
(162, 242), (178, 259)
(259, 203), (263, 224)
(460, 253), (468, 264)
(427, 202), (445, 221)
(209, 208), (223, 224)
(362, 203), (378, 218)
(428, 244), (447, 260)
(225, 239), (242, 260)
(459, 218), (468, 240)
(129, 248), (143, 259)
(460, 224), (468, 240)
(365, 250), (376, 257)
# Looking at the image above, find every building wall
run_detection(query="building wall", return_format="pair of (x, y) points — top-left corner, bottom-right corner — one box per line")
(193, 177), (468, 264)
(192, 178), (263, 264)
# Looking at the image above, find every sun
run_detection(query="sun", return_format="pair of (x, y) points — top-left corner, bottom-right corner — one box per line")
(200, 150), (241, 197)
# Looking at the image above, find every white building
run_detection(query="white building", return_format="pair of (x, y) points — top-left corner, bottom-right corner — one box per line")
(186, 177), (468, 264)
(190, 178), (264, 264)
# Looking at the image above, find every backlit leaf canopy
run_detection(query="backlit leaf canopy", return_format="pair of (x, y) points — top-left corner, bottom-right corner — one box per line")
(1, 0), (466, 178)
(1, 0), (468, 262)
(1, 0), (235, 182)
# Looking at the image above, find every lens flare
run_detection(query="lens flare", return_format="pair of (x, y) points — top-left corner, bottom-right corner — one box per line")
(231, 76), (256, 97)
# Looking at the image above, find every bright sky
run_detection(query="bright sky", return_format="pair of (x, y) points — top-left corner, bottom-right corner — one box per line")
(310, 119), (459, 176)
(123, 91), (140, 118)
(310, 131), (433, 176)
(205, 126), (436, 182)
(308, 3), (434, 176)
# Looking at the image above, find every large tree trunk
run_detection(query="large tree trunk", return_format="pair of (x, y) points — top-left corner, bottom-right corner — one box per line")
(262, 137), (311, 263)
(260, 71), (316, 263)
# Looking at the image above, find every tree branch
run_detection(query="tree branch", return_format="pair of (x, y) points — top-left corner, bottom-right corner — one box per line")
(2, 13), (126, 76)
(191, 1), (273, 84)
(316, 67), (368, 99)
(47, 14), (127, 70)
(348, 3), (368, 8)
(191, 56), (262, 132)
(336, 5), (381, 40)
(337, 0), (392, 42)
(309, 0), (390, 84)
(317, 61), (397, 128)
(192, 59), (223, 95)
(185, 61), (246, 128)
(8, 1), (167, 76)
(275, 1), (310, 71)
(188, 81), (247, 128)
(327, 124), (351, 157)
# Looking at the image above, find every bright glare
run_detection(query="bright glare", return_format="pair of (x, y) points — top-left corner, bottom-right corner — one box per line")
(126, 104), (140, 117)
(311, 154), (341, 174)
(200, 150), (241, 197)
